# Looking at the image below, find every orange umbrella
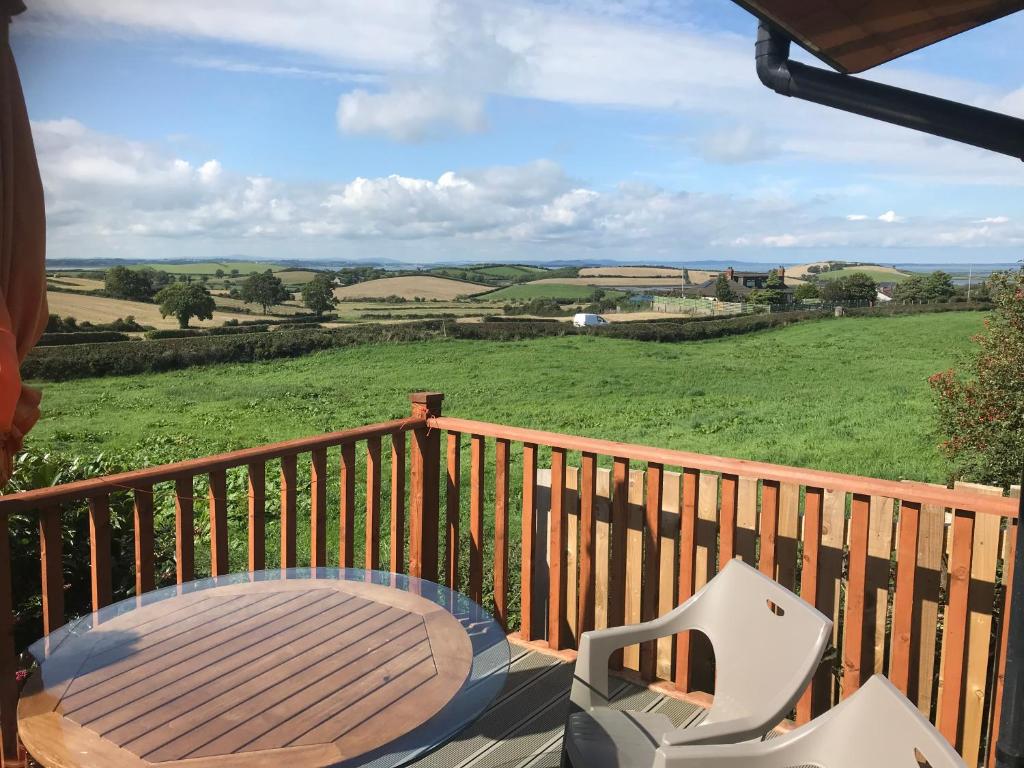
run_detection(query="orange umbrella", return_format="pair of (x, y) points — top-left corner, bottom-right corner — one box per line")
(0, 3), (48, 486)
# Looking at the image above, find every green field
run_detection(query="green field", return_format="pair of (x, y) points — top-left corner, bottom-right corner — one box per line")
(815, 266), (912, 283)
(127, 261), (286, 275)
(32, 312), (980, 480)
(482, 283), (624, 301)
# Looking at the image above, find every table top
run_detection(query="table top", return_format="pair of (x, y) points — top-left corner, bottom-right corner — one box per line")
(19, 569), (509, 768)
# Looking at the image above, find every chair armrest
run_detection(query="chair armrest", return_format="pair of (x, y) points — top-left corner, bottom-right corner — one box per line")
(661, 714), (767, 746)
(654, 740), (774, 768)
(569, 601), (699, 712)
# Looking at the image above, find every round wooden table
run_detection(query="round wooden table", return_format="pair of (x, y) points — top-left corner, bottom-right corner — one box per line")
(19, 569), (509, 768)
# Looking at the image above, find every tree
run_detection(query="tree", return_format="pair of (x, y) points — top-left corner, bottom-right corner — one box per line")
(104, 266), (155, 300)
(893, 274), (927, 303)
(714, 273), (736, 301)
(240, 270), (290, 313)
(681, 268), (692, 285)
(794, 282), (820, 301)
(155, 284), (215, 328)
(819, 273), (877, 303)
(922, 271), (956, 301)
(301, 273), (338, 316)
(214, 269), (225, 278)
(930, 268), (1024, 487)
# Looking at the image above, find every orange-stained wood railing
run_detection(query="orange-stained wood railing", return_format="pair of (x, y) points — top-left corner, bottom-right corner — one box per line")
(0, 392), (1018, 768)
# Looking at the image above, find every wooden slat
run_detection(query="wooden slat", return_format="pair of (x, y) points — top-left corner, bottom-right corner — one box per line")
(494, 438), (510, 629)
(623, 468), (644, 672)
(390, 433), (406, 573)
(776, 482), (800, 591)
(577, 452), (597, 636)
(758, 480), (780, 578)
(594, 467), (612, 632)
(990, 488), (1020, 768)
(735, 476), (759, 564)
(339, 443), (356, 569)
(445, 432), (461, 589)
(865, 496), (895, 676)
(955, 483), (1002, 766)
(609, 457), (629, 670)
(469, 435), (485, 604)
(0, 513), (19, 761)
(173, 479), (194, 585)
(811, 488), (846, 713)
(690, 472), (719, 691)
(890, 500), (921, 694)
(674, 468), (699, 692)
(640, 463), (664, 681)
(565, 466), (580, 645)
(939, 508), (975, 746)
(134, 488), (155, 595)
(428, 417), (1018, 519)
(718, 472), (738, 567)
(657, 471), (681, 681)
(310, 448), (328, 570)
(365, 436), (382, 571)
(39, 505), (65, 635)
(796, 486), (824, 724)
(208, 470), (229, 577)
(88, 495), (113, 610)
(280, 455), (297, 569)
(520, 443), (538, 641)
(247, 463), (265, 572)
(548, 447), (568, 650)
(842, 493), (871, 698)
(909, 501), (945, 714)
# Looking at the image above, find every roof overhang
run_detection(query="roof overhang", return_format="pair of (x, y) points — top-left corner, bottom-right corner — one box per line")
(733, 0), (1024, 73)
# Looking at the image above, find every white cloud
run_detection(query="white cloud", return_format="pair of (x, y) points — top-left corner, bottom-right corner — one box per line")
(35, 120), (1024, 261)
(974, 215), (1010, 224)
(846, 214), (869, 221)
(337, 87), (486, 141)
(878, 210), (903, 223)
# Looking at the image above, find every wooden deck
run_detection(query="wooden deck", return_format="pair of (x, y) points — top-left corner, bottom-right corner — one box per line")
(414, 643), (704, 768)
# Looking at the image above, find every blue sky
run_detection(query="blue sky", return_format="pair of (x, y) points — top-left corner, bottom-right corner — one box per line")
(13, 0), (1024, 265)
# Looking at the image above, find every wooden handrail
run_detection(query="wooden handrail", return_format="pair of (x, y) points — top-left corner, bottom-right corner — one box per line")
(430, 416), (1019, 517)
(0, 418), (425, 514)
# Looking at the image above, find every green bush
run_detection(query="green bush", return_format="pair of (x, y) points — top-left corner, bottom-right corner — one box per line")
(24, 322), (445, 381)
(145, 329), (202, 340)
(37, 331), (132, 346)
(204, 325), (270, 336)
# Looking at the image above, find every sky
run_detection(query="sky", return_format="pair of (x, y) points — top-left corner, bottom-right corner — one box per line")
(12, 0), (1024, 265)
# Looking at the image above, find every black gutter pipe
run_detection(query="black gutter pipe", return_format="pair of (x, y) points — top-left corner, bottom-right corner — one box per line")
(995, 476), (1024, 768)
(755, 22), (1024, 162)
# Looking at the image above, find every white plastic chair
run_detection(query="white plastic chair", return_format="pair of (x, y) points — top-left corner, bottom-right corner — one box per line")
(563, 558), (831, 768)
(654, 674), (967, 768)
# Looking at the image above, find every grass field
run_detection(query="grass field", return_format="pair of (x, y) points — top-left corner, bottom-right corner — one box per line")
(45, 290), (273, 328)
(482, 283), (624, 300)
(814, 266), (912, 283)
(26, 311), (981, 598)
(334, 276), (491, 300)
(32, 312), (981, 480)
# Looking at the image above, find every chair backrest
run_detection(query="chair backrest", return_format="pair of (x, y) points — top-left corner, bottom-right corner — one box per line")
(671, 559), (831, 737)
(760, 675), (964, 767)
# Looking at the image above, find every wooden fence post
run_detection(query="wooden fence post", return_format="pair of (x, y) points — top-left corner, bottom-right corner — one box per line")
(409, 392), (443, 583)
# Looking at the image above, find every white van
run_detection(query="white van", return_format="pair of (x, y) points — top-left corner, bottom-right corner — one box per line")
(573, 313), (609, 328)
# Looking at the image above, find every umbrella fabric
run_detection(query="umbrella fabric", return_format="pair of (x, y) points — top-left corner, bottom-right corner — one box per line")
(0, 12), (47, 484)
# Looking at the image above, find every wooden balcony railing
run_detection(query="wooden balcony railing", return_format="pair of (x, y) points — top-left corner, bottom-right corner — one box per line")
(0, 392), (1018, 767)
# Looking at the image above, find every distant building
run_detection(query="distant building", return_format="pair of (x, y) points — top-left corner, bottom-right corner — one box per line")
(684, 266), (798, 300)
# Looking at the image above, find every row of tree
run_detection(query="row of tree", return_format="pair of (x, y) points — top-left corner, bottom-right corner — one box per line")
(135, 269), (340, 328)
(713, 269), (962, 307)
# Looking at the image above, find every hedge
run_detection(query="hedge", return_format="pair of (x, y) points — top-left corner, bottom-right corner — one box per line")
(145, 325), (272, 340)
(36, 331), (132, 346)
(23, 322), (445, 381)
(145, 329), (202, 340)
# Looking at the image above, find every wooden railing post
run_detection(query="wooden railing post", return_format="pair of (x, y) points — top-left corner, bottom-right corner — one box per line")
(409, 392), (443, 583)
(0, 512), (19, 765)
